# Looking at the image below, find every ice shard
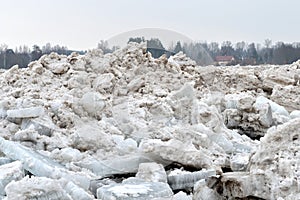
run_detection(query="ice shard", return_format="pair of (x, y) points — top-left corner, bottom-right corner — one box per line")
(63, 180), (94, 200)
(7, 107), (44, 119)
(75, 153), (162, 177)
(0, 137), (91, 190)
(21, 115), (57, 136)
(167, 169), (216, 190)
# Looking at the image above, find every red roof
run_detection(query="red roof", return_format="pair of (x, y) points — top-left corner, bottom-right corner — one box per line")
(215, 56), (234, 62)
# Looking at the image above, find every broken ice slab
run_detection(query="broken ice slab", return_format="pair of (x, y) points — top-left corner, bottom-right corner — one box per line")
(193, 179), (224, 200)
(220, 172), (254, 199)
(21, 115), (57, 136)
(136, 162), (168, 183)
(167, 169), (216, 190)
(230, 153), (250, 172)
(4, 176), (72, 200)
(208, 133), (234, 153)
(221, 171), (283, 199)
(80, 92), (106, 116)
(0, 137), (91, 190)
(140, 139), (213, 169)
(89, 178), (117, 197)
(112, 135), (138, 155)
(5, 178), (94, 200)
(6, 106), (44, 119)
(171, 82), (195, 100)
(97, 178), (173, 200)
(254, 96), (289, 117)
(0, 157), (13, 166)
(255, 102), (273, 128)
(75, 153), (169, 177)
(0, 161), (24, 195)
(63, 180), (94, 200)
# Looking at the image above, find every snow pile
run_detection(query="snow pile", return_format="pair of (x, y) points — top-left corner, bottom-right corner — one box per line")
(0, 42), (299, 199)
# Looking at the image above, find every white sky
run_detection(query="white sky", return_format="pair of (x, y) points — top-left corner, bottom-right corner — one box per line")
(1, 0), (299, 50)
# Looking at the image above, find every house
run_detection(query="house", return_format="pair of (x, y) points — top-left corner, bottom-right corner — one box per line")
(215, 56), (235, 66)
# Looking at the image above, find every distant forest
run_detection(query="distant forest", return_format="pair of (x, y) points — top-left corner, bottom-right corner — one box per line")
(1, 38), (300, 69)
(98, 38), (300, 66)
(0, 43), (85, 69)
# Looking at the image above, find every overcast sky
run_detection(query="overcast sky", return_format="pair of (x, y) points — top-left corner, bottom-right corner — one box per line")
(1, 0), (299, 50)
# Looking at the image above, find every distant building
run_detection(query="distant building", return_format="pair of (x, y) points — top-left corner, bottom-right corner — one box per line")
(215, 56), (235, 66)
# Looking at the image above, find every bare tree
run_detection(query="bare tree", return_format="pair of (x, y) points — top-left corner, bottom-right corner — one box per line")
(264, 39), (272, 48)
(0, 44), (8, 53)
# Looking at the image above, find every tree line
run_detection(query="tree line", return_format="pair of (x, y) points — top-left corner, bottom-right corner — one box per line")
(103, 37), (300, 66)
(183, 39), (300, 65)
(1, 39), (300, 69)
(0, 43), (85, 69)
